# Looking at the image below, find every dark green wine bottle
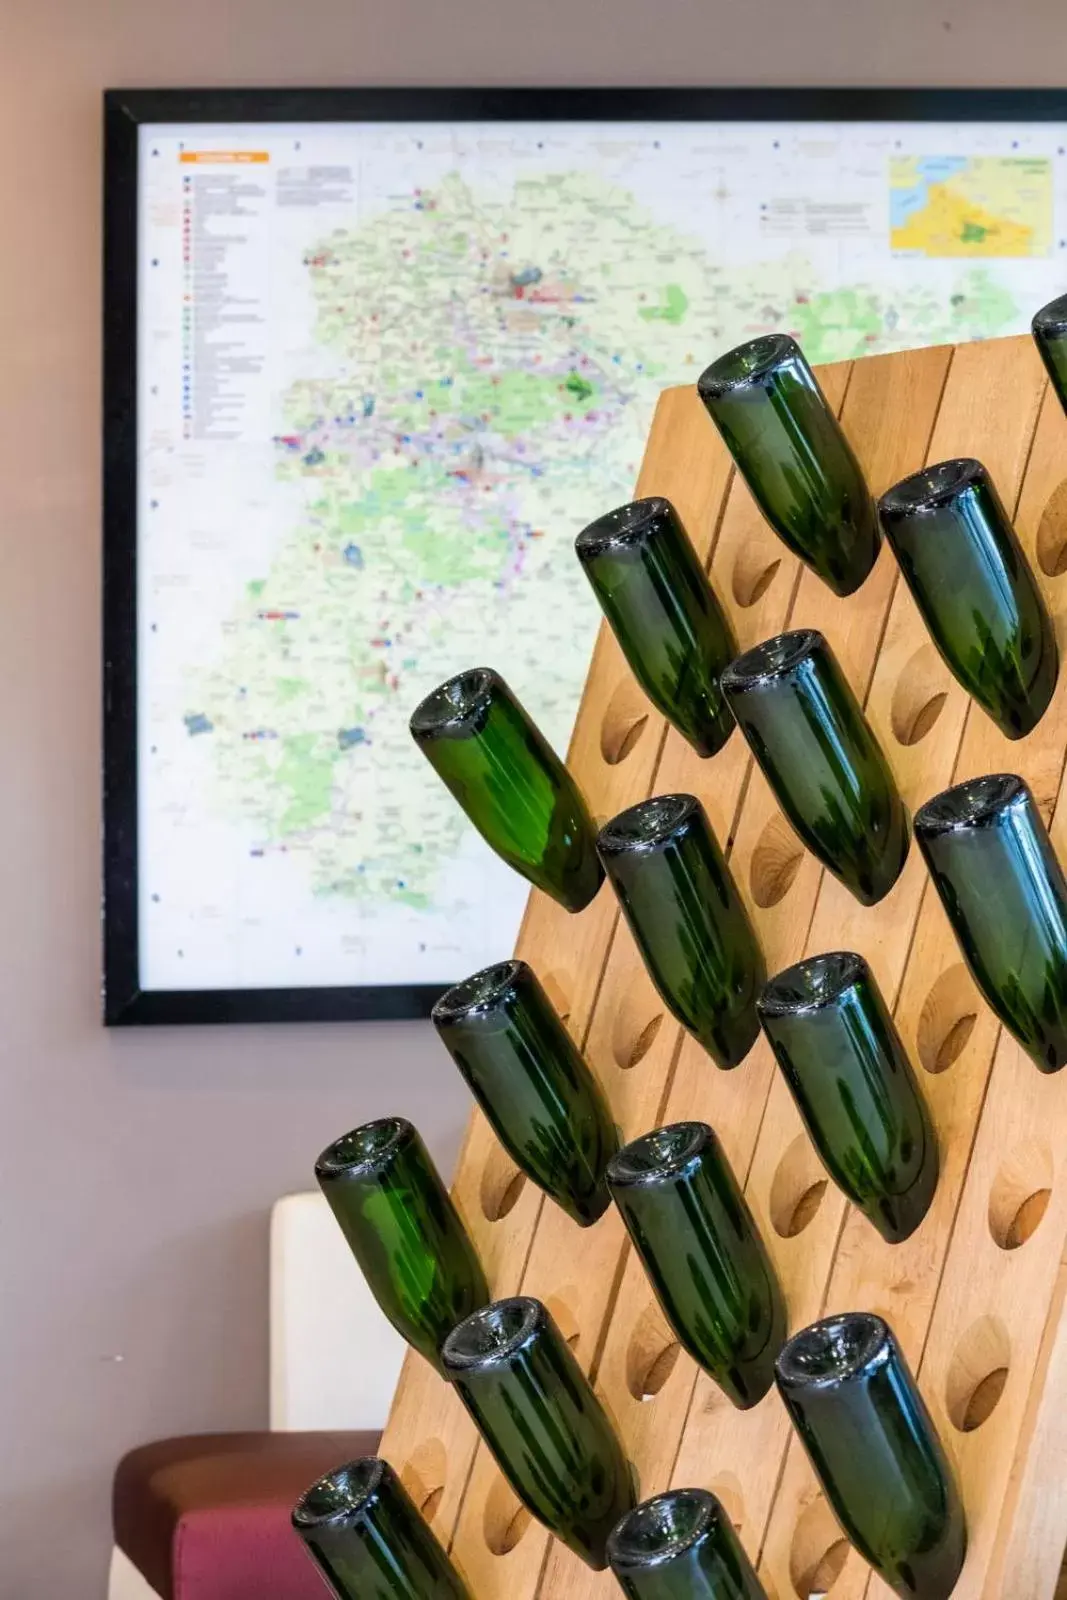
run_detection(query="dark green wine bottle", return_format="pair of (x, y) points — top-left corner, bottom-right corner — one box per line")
(776, 1314), (966, 1600)
(697, 333), (879, 597)
(607, 1488), (768, 1600)
(915, 773), (1067, 1074)
(292, 1457), (472, 1600)
(316, 1118), (489, 1376)
(607, 1123), (785, 1408)
(574, 496), (737, 758)
(721, 630), (910, 907)
(432, 959), (618, 1227)
(596, 794), (765, 1069)
(758, 953), (938, 1243)
(410, 668), (603, 913)
(878, 458), (1057, 739)
(440, 1297), (635, 1570)
(1032, 292), (1067, 412)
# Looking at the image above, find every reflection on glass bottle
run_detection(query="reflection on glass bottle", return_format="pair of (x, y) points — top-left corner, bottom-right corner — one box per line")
(1032, 293), (1067, 412)
(721, 629), (910, 906)
(607, 1488), (768, 1600)
(432, 959), (618, 1227)
(292, 1457), (472, 1600)
(758, 952), (938, 1243)
(879, 458), (1057, 739)
(316, 1118), (489, 1375)
(597, 794), (765, 1069)
(915, 772), (1067, 1073)
(410, 668), (603, 913)
(607, 1123), (785, 1408)
(441, 1297), (635, 1569)
(776, 1314), (966, 1600)
(697, 333), (878, 597)
(575, 496), (737, 757)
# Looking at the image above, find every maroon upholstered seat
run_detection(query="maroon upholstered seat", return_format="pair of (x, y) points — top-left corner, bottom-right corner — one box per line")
(113, 1430), (381, 1600)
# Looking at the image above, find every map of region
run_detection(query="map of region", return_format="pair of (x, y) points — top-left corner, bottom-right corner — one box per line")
(890, 156), (1054, 258)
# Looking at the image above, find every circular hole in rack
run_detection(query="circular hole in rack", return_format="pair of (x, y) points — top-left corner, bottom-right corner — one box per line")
(483, 1473), (532, 1556)
(789, 1496), (849, 1599)
(398, 1437), (447, 1526)
(611, 981), (665, 1072)
(988, 1140), (1053, 1250)
(945, 1315), (1011, 1433)
(890, 644), (951, 747)
(480, 1143), (528, 1223)
(540, 968), (573, 1027)
(732, 544), (783, 609)
(770, 1136), (829, 1239)
(1037, 477), (1067, 578)
(600, 681), (650, 766)
(916, 964), (979, 1075)
(750, 813), (804, 910)
(626, 1304), (682, 1401)
(708, 1473), (746, 1536)
(543, 1293), (582, 1357)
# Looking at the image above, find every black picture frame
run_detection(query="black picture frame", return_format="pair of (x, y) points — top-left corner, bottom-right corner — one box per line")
(104, 85), (1067, 1025)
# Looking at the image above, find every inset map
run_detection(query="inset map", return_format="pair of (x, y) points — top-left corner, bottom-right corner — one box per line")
(891, 156), (1053, 257)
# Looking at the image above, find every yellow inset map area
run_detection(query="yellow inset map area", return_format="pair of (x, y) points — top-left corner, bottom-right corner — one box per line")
(890, 155), (1052, 258)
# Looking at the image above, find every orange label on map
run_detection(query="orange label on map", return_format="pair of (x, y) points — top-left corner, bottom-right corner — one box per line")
(179, 151), (270, 164)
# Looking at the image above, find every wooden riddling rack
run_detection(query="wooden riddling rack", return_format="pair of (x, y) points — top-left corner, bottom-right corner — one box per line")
(379, 333), (1067, 1600)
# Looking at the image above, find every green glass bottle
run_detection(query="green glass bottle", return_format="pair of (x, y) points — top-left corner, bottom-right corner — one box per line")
(697, 334), (879, 597)
(432, 959), (618, 1227)
(878, 458), (1057, 739)
(1032, 292), (1067, 411)
(915, 773), (1067, 1074)
(440, 1297), (635, 1570)
(292, 1457), (472, 1600)
(776, 1314), (966, 1600)
(574, 496), (737, 758)
(607, 1488), (767, 1600)
(607, 1123), (785, 1408)
(316, 1118), (489, 1376)
(596, 794), (765, 1070)
(409, 668), (603, 913)
(758, 953), (938, 1243)
(721, 630), (910, 907)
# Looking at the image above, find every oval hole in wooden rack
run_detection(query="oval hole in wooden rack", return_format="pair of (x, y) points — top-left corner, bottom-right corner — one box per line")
(750, 812), (804, 910)
(732, 543), (783, 609)
(483, 1472), (532, 1556)
(543, 1291), (582, 1356)
(707, 1473), (745, 1536)
(890, 644), (951, 748)
(600, 680), (651, 766)
(480, 1142), (527, 1223)
(1037, 477), (1067, 578)
(399, 1436), (447, 1526)
(945, 1314), (1011, 1433)
(916, 963), (980, 1075)
(626, 1304), (682, 1401)
(769, 1135), (829, 1239)
(988, 1140), (1053, 1251)
(789, 1495), (850, 1599)
(540, 969), (573, 1026)
(611, 979), (665, 1072)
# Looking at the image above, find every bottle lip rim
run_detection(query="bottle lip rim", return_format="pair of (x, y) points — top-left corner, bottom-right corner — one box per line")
(441, 1296), (546, 1372)
(598, 793), (702, 856)
(291, 1457), (387, 1531)
(720, 629), (824, 693)
(606, 1488), (723, 1572)
(915, 773), (1029, 838)
(1034, 292), (1067, 336)
(409, 666), (501, 740)
(575, 496), (675, 560)
(315, 1116), (415, 1181)
(775, 1312), (891, 1390)
(697, 332), (802, 399)
(607, 1121), (712, 1188)
(879, 457), (987, 519)
(432, 959), (529, 1025)
(758, 951), (868, 1019)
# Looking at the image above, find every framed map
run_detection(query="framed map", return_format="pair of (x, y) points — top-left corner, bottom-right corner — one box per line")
(103, 87), (1067, 1024)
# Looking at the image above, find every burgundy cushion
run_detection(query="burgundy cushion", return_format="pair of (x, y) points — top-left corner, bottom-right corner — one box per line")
(113, 1431), (381, 1600)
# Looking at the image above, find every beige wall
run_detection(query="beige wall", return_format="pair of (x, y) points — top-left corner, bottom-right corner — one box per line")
(5, 0), (1067, 1592)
